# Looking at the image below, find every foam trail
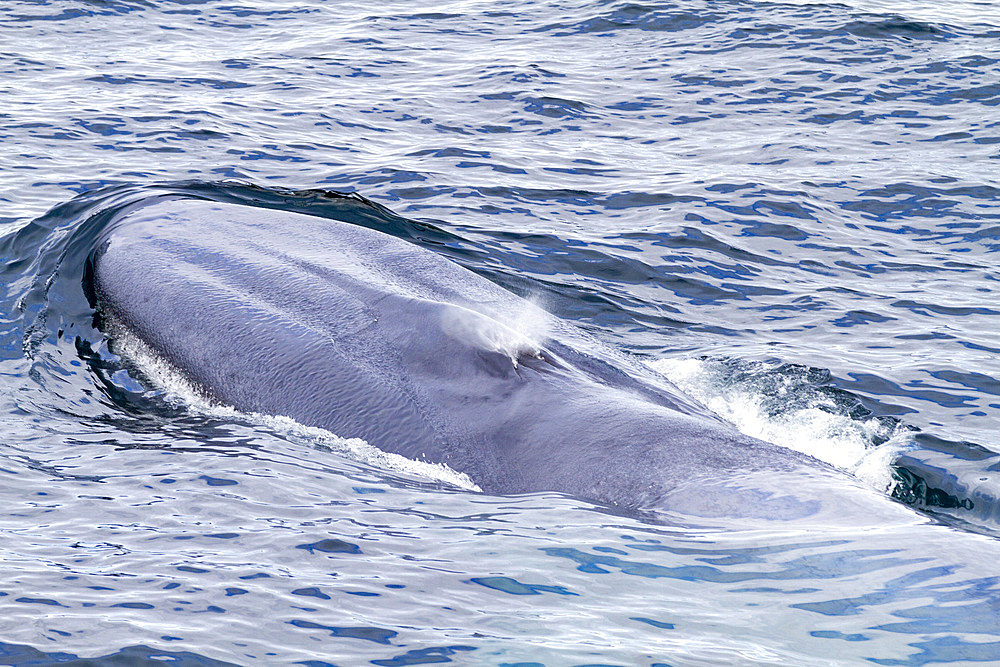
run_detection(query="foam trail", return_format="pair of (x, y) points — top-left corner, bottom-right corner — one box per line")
(107, 320), (481, 492)
(650, 357), (911, 492)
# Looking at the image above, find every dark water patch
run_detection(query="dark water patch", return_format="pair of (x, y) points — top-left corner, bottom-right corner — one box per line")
(533, 3), (720, 36)
(198, 475), (236, 487)
(890, 300), (999, 318)
(369, 645), (477, 667)
(543, 545), (920, 583)
(5, 1), (151, 22)
(86, 74), (253, 90)
(847, 183), (1000, 224)
(789, 566), (1000, 625)
(602, 191), (703, 210)
(0, 640), (239, 666)
(631, 616), (675, 630)
(843, 18), (953, 41)
(14, 597), (63, 606)
(930, 370), (1000, 397)
(291, 587), (331, 600)
(296, 539), (363, 555)
(288, 620), (397, 645)
(867, 637), (1000, 667)
(836, 372), (974, 409)
(891, 465), (974, 511)
(469, 576), (577, 596)
(521, 95), (594, 119)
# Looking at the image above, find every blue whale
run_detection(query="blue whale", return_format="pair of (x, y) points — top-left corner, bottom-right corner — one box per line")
(89, 198), (908, 521)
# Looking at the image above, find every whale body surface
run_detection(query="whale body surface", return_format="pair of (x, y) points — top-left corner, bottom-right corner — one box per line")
(90, 198), (895, 520)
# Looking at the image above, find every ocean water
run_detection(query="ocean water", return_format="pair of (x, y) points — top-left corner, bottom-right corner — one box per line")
(3, 0), (1000, 664)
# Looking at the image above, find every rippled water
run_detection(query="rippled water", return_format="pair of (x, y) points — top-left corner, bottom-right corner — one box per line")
(3, 0), (1000, 664)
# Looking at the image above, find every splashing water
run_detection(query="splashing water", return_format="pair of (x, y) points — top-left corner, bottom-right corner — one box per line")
(439, 299), (551, 367)
(652, 357), (913, 492)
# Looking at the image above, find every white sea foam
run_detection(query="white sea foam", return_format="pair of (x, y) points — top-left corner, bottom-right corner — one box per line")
(650, 357), (911, 493)
(109, 322), (481, 492)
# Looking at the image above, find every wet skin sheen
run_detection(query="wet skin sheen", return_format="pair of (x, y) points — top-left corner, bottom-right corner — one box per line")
(90, 199), (913, 523)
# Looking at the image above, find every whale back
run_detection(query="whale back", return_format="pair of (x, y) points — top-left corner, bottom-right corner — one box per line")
(91, 199), (862, 515)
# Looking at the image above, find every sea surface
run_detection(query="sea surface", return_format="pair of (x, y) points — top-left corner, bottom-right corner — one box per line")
(2, 0), (1000, 664)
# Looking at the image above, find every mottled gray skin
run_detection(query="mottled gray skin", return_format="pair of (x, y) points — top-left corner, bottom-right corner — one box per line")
(91, 199), (901, 521)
